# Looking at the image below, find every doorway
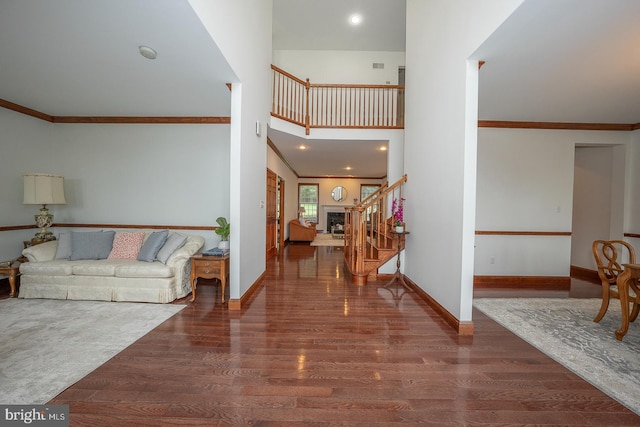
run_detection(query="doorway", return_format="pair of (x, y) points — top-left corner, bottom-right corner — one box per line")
(570, 145), (625, 271)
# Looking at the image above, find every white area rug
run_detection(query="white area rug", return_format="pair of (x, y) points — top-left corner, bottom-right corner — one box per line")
(310, 233), (345, 247)
(474, 298), (640, 415)
(0, 298), (184, 404)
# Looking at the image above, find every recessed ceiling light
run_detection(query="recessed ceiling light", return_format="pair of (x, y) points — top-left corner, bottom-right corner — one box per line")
(349, 14), (362, 25)
(139, 45), (157, 60)
(345, 166), (352, 170)
(298, 145), (307, 150)
(379, 146), (387, 151)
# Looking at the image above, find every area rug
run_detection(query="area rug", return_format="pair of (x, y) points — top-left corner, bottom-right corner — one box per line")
(0, 298), (184, 404)
(473, 298), (640, 415)
(310, 233), (345, 247)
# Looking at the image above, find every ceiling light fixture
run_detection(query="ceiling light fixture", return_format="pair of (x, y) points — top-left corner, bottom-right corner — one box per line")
(138, 45), (157, 60)
(349, 14), (362, 25)
(298, 145), (308, 150)
(379, 146), (387, 151)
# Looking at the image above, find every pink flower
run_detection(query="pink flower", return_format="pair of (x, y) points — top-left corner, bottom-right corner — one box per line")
(392, 197), (405, 225)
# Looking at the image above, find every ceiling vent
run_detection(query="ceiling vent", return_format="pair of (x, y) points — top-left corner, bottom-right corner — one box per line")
(372, 63), (384, 69)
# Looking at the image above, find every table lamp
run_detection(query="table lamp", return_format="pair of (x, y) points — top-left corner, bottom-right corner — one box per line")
(23, 173), (66, 242)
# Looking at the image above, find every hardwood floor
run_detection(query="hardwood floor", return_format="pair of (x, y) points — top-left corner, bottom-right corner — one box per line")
(6, 244), (639, 425)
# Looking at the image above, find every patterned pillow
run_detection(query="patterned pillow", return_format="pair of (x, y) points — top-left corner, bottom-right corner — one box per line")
(108, 232), (145, 259)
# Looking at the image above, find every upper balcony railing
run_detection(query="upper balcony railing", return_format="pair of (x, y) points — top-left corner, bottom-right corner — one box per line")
(271, 65), (405, 135)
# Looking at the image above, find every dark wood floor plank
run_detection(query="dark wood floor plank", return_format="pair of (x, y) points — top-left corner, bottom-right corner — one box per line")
(38, 244), (640, 425)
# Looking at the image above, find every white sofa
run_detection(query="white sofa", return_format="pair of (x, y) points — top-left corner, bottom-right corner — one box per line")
(18, 230), (204, 303)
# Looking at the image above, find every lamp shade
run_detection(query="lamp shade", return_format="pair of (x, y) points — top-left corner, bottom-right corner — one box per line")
(23, 173), (66, 205)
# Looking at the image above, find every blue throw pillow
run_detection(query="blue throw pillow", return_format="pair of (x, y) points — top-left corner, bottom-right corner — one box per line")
(137, 230), (169, 262)
(54, 232), (72, 260)
(156, 233), (187, 264)
(70, 231), (116, 260)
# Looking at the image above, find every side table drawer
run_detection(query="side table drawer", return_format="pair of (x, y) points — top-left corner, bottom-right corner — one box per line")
(194, 262), (221, 276)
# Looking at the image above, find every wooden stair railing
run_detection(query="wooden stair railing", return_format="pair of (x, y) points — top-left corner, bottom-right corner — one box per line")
(345, 174), (407, 285)
(271, 65), (404, 135)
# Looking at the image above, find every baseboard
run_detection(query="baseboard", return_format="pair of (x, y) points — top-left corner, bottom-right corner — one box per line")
(570, 265), (600, 284)
(403, 275), (474, 336)
(228, 270), (266, 310)
(473, 275), (570, 290)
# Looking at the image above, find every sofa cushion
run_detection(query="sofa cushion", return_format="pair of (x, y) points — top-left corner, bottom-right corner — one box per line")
(54, 233), (71, 260)
(70, 231), (115, 260)
(115, 262), (173, 278)
(72, 262), (117, 277)
(137, 230), (169, 262)
(108, 231), (145, 259)
(156, 233), (187, 264)
(20, 261), (73, 276)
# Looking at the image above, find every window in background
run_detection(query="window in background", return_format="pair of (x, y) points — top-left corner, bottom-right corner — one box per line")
(360, 184), (381, 203)
(298, 184), (319, 223)
(361, 184), (382, 221)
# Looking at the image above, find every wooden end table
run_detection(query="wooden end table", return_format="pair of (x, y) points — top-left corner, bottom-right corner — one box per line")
(384, 231), (410, 291)
(0, 260), (21, 298)
(190, 254), (229, 303)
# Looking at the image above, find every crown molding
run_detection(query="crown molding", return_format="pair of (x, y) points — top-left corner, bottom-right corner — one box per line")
(0, 98), (229, 125)
(478, 120), (638, 131)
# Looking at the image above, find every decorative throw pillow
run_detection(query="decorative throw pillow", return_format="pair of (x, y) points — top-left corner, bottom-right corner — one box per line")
(54, 232), (71, 260)
(156, 233), (187, 264)
(108, 231), (146, 259)
(137, 230), (169, 262)
(70, 231), (116, 260)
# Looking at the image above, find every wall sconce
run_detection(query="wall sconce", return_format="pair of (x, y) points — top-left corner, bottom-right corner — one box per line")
(23, 173), (66, 242)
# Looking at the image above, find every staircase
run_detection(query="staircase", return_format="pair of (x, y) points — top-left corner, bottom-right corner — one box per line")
(344, 175), (407, 285)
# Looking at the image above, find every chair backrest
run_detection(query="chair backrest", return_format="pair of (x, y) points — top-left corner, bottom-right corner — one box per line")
(592, 240), (636, 285)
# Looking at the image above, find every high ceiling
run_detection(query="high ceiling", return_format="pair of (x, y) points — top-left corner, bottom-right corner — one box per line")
(473, 0), (640, 124)
(1, 1), (638, 178)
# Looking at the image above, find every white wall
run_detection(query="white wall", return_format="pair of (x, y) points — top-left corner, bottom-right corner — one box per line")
(626, 129), (640, 250)
(475, 129), (575, 276)
(475, 128), (631, 277)
(191, 0), (273, 299)
(0, 108), (231, 269)
(404, 0), (523, 322)
(273, 50), (405, 85)
(51, 123), (229, 249)
(0, 109), (57, 261)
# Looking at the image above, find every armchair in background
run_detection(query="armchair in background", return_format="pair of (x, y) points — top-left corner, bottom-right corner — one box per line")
(289, 218), (317, 242)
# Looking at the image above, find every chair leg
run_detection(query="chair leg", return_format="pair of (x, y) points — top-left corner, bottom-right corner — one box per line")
(629, 283), (640, 322)
(594, 285), (611, 323)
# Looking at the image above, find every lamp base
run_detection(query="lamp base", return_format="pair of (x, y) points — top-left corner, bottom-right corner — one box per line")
(33, 205), (55, 242)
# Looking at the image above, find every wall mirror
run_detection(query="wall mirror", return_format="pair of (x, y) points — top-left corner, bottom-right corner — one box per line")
(331, 186), (347, 202)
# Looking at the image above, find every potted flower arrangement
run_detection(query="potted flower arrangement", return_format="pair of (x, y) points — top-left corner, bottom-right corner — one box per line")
(391, 197), (405, 233)
(215, 216), (230, 250)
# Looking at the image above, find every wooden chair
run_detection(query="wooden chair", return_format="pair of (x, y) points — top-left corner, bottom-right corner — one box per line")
(592, 240), (640, 323)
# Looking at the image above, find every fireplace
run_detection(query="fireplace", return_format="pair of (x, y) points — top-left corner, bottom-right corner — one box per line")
(326, 212), (345, 232)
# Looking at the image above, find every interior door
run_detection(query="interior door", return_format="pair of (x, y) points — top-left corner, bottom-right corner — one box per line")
(278, 178), (285, 251)
(266, 168), (277, 260)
